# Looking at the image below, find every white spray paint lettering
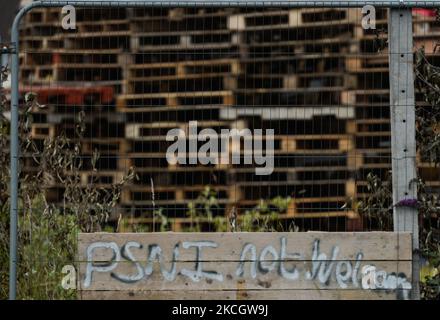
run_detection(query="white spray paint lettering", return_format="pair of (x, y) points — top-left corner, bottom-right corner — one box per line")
(84, 242), (120, 288)
(83, 237), (412, 299)
(180, 241), (223, 282)
(144, 244), (179, 281)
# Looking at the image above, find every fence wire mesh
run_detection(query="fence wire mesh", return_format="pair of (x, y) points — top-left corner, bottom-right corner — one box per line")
(2, 2), (440, 299)
(15, 6), (431, 232)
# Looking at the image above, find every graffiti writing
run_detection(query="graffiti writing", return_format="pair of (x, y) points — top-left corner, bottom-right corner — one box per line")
(82, 236), (412, 299)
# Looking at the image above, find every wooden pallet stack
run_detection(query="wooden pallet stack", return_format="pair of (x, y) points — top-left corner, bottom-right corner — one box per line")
(225, 8), (361, 229)
(341, 9), (391, 215)
(18, 7), (440, 232)
(115, 7), (363, 231)
(350, 9), (440, 212)
(20, 8), (131, 204)
(20, 7), (130, 92)
(118, 8), (238, 231)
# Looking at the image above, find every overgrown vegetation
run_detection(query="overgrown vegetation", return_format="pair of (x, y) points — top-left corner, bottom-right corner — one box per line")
(120, 186), (296, 233)
(412, 45), (440, 299)
(184, 188), (296, 232)
(0, 63), (135, 299)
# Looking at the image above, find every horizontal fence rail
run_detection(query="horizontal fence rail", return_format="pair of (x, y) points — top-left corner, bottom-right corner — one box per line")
(11, 0), (440, 9)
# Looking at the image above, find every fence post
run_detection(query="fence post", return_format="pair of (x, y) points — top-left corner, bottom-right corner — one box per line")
(9, 16), (20, 301)
(388, 8), (419, 299)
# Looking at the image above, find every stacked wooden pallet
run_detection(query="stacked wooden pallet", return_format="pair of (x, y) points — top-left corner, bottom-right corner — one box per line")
(20, 8), (130, 92)
(352, 9), (440, 201)
(20, 8), (130, 205)
(116, 8), (361, 231)
(18, 7), (440, 232)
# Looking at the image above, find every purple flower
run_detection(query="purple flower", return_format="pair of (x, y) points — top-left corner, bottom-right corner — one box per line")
(395, 198), (419, 208)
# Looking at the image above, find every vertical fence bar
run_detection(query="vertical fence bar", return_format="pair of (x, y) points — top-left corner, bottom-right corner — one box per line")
(9, 18), (20, 301)
(388, 8), (419, 299)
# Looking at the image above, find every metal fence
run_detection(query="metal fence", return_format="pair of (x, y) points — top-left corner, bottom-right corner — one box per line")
(4, 0), (439, 299)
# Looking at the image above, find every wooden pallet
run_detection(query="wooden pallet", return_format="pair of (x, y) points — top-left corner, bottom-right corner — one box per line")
(24, 8), (61, 25)
(21, 86), (114, 106)
(130, 32), (240, 51)
(227, 8), (362, 31)
(121, 185), (232, 204)
(117, 91), (235, 109)
(129, 59), (241, 78)
(278, 134), (354, 153)
(77, 19), (130, 33)
(30, 123), (56, 140)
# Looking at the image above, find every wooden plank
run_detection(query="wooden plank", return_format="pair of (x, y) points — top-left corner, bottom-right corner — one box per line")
(78, 232), (412, 300)
(78, 260), (411, 291)
(80, 288), (405, 300)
